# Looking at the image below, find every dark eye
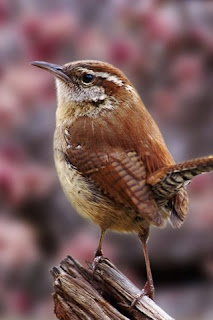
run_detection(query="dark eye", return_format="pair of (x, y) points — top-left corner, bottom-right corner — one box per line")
(82, 73), (94, 84)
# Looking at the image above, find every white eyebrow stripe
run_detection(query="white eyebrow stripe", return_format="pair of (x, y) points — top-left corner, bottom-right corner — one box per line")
(76, 68), (124, 86)
(76, 67), (135, 92)
(125, 84), (135, 93)
(104, 74), (124, 86)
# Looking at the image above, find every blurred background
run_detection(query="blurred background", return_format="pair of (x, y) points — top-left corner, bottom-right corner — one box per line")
(0, 0), (213, 319)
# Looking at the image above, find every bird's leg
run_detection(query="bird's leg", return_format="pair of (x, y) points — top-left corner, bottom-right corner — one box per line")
(92, 229), (106, 272)
(139, 230), (154, 300)
(131, 229), (154, 308)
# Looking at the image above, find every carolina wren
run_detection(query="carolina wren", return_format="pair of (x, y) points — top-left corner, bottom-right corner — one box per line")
(31, 60), (213, 300)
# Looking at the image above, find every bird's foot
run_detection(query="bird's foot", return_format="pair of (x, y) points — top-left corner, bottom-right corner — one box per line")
(92, 255), (104, 273)
(92, 248), (104, 275)
(130, 281), (155, 309)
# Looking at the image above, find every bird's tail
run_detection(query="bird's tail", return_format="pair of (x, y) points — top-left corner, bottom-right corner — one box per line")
(147, 155), (213, 229)
(147, 155), (213, 199)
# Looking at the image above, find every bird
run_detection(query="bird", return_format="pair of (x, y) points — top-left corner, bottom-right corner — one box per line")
(31, 60), (213, 301)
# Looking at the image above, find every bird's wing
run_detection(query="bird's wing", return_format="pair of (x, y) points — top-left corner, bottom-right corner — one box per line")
(65, 145), (163, 226)
(147, 155), (213, 199)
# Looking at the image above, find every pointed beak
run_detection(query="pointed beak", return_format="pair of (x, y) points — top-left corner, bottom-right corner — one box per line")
(30, 61), (70, 82)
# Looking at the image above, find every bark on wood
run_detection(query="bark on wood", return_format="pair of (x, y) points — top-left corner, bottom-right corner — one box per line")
(51, 256), (174, 320)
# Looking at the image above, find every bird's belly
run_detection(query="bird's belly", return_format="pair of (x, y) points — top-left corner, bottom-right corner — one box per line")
(54, 150), (148, 232)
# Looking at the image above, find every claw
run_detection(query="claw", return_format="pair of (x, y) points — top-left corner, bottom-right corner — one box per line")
(130, 281), (155, 309)
(143, 280), (155, 300)
(92, 255), (104, 275)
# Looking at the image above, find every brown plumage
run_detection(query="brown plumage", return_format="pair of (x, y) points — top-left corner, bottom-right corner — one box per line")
(31, 60), (213, 301)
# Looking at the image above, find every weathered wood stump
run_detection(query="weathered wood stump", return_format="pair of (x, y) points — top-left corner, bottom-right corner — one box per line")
(51, 256), (174, 320)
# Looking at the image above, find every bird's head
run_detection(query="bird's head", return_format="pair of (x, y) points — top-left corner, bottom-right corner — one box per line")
(30, 60), (138, 123)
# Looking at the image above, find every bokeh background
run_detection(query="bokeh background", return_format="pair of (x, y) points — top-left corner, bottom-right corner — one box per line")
(0, 0), (213, 319)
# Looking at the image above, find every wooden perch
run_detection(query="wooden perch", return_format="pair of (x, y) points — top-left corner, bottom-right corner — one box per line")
(51, 256), (174, 320)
